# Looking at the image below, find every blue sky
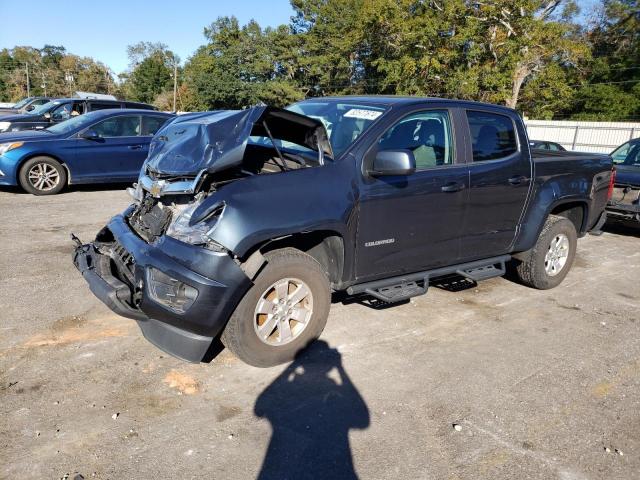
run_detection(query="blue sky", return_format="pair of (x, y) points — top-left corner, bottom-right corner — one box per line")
(0, 0), (295, 74)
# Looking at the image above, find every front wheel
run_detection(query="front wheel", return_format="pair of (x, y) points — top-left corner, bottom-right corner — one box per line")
(221, 248), (331, 367)
(19, 156), (67, 195)
(515, 215), (577, 289)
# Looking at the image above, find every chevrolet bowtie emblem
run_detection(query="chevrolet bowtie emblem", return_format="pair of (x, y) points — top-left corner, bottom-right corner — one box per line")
(150, 180), (164, 198)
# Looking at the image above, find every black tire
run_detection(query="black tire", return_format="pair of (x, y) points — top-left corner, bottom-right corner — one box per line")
(19, 156), (67, 195)
(221, 248), (331, 367)
(515, 215), (577, 290)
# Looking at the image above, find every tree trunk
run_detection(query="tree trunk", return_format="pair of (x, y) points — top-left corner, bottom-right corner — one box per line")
(506, 64), (530, 109)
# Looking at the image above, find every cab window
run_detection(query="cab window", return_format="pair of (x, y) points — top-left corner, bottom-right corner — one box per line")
(467, 111), (518, 161)
(377, 110), (454, 170)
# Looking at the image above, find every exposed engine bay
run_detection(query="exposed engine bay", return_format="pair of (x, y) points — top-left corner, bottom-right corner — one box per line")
(126, 106), (333, 246)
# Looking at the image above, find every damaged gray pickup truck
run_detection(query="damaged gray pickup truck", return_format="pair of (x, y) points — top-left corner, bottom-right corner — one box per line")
(73, 97), (614, 367)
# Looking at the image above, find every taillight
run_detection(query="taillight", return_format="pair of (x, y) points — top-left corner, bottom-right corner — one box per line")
(607, 168), (616, 200)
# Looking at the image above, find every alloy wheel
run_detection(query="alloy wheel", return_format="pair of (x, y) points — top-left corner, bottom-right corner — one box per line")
(253, 277), (314, 346)
(27, 163), (60, 192)
(544, 233), (570, 276)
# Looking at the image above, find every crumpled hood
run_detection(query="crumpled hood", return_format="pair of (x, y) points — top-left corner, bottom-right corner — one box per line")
(144, 106), (332, 176)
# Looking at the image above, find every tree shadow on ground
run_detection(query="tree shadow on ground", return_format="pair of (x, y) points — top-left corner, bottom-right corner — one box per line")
(254, 340), (369, 480)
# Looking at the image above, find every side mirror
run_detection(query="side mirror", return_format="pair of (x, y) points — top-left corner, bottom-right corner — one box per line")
(43, 112), (51, 120)
(25, 105), (35, 111)
(80, 129), (102, 141)
(370, 150), (416, 176)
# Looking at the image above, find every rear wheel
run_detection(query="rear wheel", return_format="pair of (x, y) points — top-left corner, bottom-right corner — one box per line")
(515, 215), (577, 289)
(19, 156), (66, 195)
(221, 248), (331, 367)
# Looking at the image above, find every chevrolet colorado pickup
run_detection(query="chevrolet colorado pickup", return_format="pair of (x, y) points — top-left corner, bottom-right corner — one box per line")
(73, 97), (614, 367)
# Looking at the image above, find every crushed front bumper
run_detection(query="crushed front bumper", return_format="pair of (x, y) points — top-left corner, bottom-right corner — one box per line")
(73, 214), (252, 362)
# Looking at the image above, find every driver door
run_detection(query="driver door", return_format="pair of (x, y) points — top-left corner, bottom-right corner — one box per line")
(355, 109), (470, 280)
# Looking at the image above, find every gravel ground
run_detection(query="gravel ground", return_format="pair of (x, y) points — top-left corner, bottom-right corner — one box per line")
(1, 186), (639, 480)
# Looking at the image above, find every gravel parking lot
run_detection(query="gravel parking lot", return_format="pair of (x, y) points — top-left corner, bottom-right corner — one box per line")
(1, 186), (639, 480)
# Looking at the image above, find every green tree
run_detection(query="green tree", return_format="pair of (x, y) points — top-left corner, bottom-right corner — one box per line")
(124, 42), (178, 105)
(182, 16), (302, 110)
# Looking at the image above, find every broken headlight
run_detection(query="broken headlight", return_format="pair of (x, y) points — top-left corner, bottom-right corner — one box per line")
(165, 201), (224, 248)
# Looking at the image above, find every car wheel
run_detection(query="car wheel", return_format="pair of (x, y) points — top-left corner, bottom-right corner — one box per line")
(515, 215), (577, 290)
(221, 248), (331, 367)
(19, 156), (67, 195)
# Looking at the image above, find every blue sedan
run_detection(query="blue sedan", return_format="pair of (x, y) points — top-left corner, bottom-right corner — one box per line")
(0, 109), (174, 195)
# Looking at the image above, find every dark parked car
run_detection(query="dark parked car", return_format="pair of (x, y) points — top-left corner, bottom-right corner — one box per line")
(73, 97), (613, 367)
(607, 138), (640, 223)
(0, 96), (52, 115)
(529, 140), (566, 151)
(0, 98), (156, 133)
(0, 109), (174, 194)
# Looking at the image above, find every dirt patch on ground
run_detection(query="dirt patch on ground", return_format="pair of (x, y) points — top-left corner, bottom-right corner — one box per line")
(163, 370), (200, 395)
(23, 314), (129, 348)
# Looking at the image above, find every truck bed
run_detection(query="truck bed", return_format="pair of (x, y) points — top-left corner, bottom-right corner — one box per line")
(531, 149), (611, 163)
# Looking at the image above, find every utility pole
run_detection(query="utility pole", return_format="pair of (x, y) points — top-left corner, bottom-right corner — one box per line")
(173, 61), (178, 112)
(25, 63), (30, 96)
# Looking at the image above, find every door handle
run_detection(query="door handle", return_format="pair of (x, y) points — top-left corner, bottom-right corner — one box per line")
(508, 175), (528, 185)
(441, 182), (465, 193)
(128, 145), (143, 150)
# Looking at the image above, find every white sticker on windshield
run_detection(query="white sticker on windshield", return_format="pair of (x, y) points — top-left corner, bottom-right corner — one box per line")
(344, 108), (383, 120)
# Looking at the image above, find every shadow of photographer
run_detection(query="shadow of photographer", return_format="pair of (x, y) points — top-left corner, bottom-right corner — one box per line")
(255, 340), (370, 480)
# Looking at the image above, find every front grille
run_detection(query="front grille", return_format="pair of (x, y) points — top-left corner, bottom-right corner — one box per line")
(128, 196), (172, 243)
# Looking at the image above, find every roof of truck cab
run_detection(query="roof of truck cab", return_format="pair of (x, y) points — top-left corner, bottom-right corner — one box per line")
(306, 95), (518, 112)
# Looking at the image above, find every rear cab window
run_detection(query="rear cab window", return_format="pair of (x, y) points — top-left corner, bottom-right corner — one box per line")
(466, 110), (518, 162)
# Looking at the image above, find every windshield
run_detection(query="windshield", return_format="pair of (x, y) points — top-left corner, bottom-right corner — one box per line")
(611, 141), (638, 164)
(286, 101), (387, 158)
(45, 110), (102, 134)
(12, 97), (32, 109)
(28, 101), (59, 116)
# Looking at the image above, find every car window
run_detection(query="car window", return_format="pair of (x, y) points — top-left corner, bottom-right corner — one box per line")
(31, 98), (50, 107)
(548, 143), (560, 151)
(625, 144), (640, 166)
(378, 110), (454, 170)
(51, 102), (83, 121)
(141, 115), (169, 136)
(90, 115), (141, 137)
(90, 102), (121, 111)
(467, 111), (518, 162)
(611, 141), (633, 164)
(13, 97), (33, 109)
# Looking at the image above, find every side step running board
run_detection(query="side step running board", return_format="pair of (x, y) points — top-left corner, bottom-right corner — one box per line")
(456, 260), (507, 282)
(346, 255), (510, 303)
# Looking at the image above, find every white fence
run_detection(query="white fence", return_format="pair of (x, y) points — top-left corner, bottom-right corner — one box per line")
(524, 119), (640, 154)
